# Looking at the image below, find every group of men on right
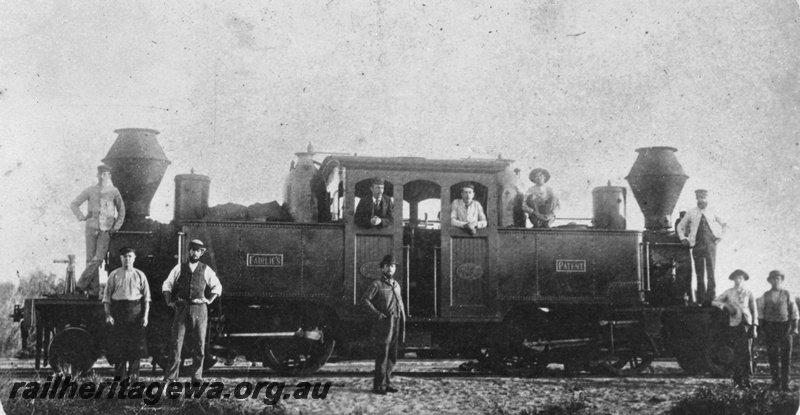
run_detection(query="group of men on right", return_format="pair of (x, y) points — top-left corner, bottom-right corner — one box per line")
(679, 189), (798, 391)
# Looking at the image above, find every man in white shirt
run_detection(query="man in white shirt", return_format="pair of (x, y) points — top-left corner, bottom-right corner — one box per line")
(161, 239), (222, 383)
(450, 183), (487, 235)
(677, 189), (727, 305)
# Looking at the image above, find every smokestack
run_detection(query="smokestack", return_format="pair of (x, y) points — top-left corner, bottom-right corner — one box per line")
(102, 128), (171, 219)
(625, 147), (688, 231)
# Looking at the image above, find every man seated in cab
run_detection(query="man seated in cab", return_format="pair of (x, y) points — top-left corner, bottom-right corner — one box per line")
(450, 183), (487, 235)
(355, 177), (394, 229)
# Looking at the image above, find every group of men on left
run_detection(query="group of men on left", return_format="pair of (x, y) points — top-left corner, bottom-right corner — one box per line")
(70, 165), (222, 383)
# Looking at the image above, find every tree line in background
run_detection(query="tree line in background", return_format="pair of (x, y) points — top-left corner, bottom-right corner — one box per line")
(0, 270), (63, 357)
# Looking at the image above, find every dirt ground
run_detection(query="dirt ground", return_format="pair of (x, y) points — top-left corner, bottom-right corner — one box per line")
(1, 358), (798, 414)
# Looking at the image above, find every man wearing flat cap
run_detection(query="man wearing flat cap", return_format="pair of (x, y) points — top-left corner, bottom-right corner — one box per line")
(355, 177), (394, 229)
(758, 270), (799, 391)
(103, 247), (150, 381)
(523, 168), (559, 228)
(451, 183), (487, 235)
(677, 189), (727, 305)
(712, 269), (758, 389)
(162, 239), (222, 383)
(360, 254), (406, 394)
(70, 165), (126, 298)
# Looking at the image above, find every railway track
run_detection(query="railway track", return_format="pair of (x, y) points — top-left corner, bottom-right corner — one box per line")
(1, 358), (791, 381)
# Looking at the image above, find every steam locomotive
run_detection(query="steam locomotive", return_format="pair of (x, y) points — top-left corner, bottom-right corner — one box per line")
(13, 128), (734, 377)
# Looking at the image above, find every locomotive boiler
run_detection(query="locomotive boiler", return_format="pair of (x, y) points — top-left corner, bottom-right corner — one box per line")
(14, 130), (734, 378)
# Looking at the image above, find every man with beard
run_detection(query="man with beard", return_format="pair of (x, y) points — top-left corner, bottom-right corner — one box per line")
(677, 189), (727, 305)
(70, 165), (126, 298)
(103, 247), (150, 381)
(162, 239), (222, 383)
(360, 254), (405, 394)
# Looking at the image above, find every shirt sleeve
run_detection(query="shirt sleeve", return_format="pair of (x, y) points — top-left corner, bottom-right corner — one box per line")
(102, 270), (116, 303)
(450, 200), (467, 228)
(749, 292), (758, 325)
(140, 270), (151, 302)
(70, 188), (91, 221)
(711, 290), (728, 308)
(112, 189), (126, 231)
(476, 202), (487, 228)
(757, 295), (765, 321)
(676, 213), (690, 241)
(162, 264), (181, 292)
(205, 266), (222, 297)
(790, 292), (799, 321)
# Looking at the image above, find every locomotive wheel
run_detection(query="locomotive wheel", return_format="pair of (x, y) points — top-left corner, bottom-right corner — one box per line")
(262, 336), (336, 376)
(479, 344), (549, 377)
(676, 353), (708, 375)
(48, 328), (98, 377)
(603, 333), (657, 376)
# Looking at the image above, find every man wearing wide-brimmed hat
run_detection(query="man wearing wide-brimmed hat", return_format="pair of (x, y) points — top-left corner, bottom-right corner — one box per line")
(712, 269), (758, 389)
(70, 164), (126, 298)
(758, 270), (799, 391)
(677, 189), (727, 305)
(360, 254), (405, 394)
(522, 168), (559, 228)
(161, 239), (222, 383)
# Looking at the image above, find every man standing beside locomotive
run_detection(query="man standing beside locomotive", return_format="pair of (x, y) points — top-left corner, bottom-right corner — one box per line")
(162, 239), (222, 383)
(677, 189), (727, 305)
(70, 164), (126, 298)
(450, 183), (487, 235)
(712, 269), (758, 389)
(360, 254), (406, 395)
(103, 247), (150, 381)
(355, 177), (394, 229)
(758, 270), (798, 391)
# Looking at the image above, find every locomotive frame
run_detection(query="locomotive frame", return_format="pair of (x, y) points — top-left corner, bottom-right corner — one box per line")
(13, 130), (734, 378)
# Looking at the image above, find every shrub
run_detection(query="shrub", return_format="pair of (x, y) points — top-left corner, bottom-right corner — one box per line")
(667, 384), (799, 415)
(0, 270), (63, 357)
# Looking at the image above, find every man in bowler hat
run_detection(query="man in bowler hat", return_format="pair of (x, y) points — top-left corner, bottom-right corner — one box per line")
(161, 239), (222, 383)
(360, 254), (405, 394)
(677, 189), (727, 305)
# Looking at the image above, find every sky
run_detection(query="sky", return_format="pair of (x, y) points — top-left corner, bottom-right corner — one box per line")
(1, 0), (799, 297)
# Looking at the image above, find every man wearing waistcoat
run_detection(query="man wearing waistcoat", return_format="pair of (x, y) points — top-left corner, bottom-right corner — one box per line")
(354, 177), (394, 229)
(677, 189), (727, 305)
(360, 254), (405, 394)
(162, 239), (222, 383)
(758, 270), (799, 391)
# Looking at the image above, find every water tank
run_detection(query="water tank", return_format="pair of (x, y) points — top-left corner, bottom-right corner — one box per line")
(592, 184), (627, 230)
(625, 147), (688, 231)
(102, 128), (171, 218)
(174, 173), (210, 221)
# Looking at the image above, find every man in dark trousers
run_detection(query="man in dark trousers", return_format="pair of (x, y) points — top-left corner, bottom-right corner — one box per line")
(161, 239), (222, 383)
(354, 177), (394, 228)
(677, 189), (727, 305)
(103, 247), (150, 381)
(758, 270), (799, 391)
(360, 254), (405, 394)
